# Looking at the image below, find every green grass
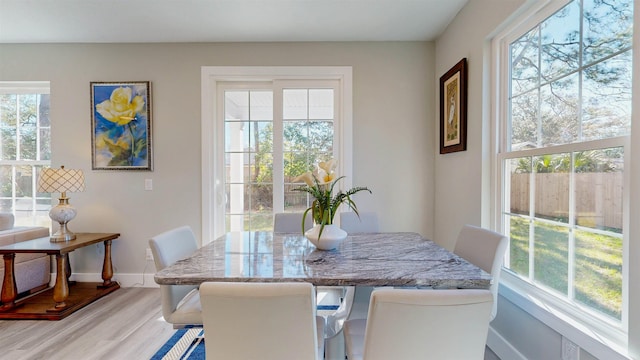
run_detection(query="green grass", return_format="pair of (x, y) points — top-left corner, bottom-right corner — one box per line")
(509, 217), (622, 319)
(226, 212), (274, 232)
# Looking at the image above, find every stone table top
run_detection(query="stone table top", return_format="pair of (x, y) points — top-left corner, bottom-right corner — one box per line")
(154, 231), (491, 289)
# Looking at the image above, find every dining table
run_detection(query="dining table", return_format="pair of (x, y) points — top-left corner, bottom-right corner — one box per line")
(153, 231), (491, 288)
(154, 231), (492, 359)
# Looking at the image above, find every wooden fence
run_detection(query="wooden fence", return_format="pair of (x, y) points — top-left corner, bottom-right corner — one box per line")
(510, 172), (623, 231)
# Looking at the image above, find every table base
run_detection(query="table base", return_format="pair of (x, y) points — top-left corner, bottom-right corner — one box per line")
(0, 282), (119, 320)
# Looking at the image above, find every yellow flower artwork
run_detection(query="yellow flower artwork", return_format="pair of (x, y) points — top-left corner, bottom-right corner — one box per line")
(91, 82), (152, 170)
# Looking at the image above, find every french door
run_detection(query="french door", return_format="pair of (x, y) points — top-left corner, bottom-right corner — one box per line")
(202, 66), (353, 242)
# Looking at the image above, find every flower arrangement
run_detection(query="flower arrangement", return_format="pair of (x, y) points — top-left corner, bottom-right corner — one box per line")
(293, 159), (371, 239)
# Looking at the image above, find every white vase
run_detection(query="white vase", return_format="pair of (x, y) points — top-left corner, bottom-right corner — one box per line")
(304, 224), (347, 250)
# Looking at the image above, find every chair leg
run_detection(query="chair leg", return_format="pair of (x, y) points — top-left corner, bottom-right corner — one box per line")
(325, 333), (346, 360)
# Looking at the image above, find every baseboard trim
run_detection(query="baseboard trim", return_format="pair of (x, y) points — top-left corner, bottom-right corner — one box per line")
(487, 325), (527, 360)
(67, 272), (159, 288)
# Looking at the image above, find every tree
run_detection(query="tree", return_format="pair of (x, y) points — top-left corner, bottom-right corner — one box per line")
(251, 120), (334, 210)
(509, 0), (632, 148)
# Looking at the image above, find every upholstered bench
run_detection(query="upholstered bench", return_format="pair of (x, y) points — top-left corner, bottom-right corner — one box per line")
(0, 213), (51, 296)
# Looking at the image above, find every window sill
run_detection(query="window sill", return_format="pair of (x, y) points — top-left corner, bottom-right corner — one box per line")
(498, 271), (630, 360)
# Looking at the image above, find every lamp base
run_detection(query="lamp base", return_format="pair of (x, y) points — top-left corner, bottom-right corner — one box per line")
(50, 223), (76, 242)
(49, 200), (77, 242)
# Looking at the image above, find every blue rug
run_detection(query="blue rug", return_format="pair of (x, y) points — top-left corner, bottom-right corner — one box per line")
(151, 327), (205, 360)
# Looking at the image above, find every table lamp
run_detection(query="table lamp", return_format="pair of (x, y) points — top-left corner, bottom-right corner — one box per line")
(37, 166), (86, 242)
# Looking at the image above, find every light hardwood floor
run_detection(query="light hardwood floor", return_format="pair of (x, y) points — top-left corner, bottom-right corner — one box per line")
(0, 288), (175, 360)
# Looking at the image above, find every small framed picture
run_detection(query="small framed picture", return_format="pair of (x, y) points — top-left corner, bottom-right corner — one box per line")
(439, 58), (467, 154)
(90, 81), (153, 170)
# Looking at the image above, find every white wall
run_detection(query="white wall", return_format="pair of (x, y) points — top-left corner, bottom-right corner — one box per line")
(433, 0), (526, 250)
(0, 42), (435, 278)
(435, 0), (639, 359)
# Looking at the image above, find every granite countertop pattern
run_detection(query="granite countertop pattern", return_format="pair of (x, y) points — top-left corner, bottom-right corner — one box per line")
(154, 231), (492, 289)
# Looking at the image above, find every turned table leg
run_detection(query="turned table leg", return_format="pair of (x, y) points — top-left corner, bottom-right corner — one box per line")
(0, 253), (17, 310)
(51, 253), (69, 309)
(100, 239), (115, 288)
(65, 253), (72, 284)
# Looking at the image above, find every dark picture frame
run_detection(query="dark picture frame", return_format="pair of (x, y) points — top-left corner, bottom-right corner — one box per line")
(439, 58), (467, 154)
(90, 81), (153, 170)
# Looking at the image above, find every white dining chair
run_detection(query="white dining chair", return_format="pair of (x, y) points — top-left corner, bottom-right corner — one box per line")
(273, 212), (314, 233)
(149, 226), (202, 328)
(453, 224), (508, 320)
(274, 211), (349, 357)
(339, 211), (379, 233)
(343, 288), (493, 360)
(200, 281), (325, 360)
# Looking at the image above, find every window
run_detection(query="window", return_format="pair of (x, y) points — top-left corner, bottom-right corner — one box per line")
(223, 84), (338, 232)
(202, 67), (352, 240)
(496, 0), (632, 341)
(0, 82), (52, 227)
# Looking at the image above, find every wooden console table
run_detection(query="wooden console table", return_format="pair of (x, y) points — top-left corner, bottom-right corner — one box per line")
(0, 232), (120, 320)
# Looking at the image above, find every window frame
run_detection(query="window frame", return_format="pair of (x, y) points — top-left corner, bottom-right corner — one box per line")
(490, 0), (633, 357)
(201, 66), (353, 243)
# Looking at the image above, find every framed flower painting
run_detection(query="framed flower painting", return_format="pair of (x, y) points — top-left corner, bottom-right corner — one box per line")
(90, 81), (153, 170)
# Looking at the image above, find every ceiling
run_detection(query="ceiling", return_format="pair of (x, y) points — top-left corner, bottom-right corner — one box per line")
(0, 0), (467, 43)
